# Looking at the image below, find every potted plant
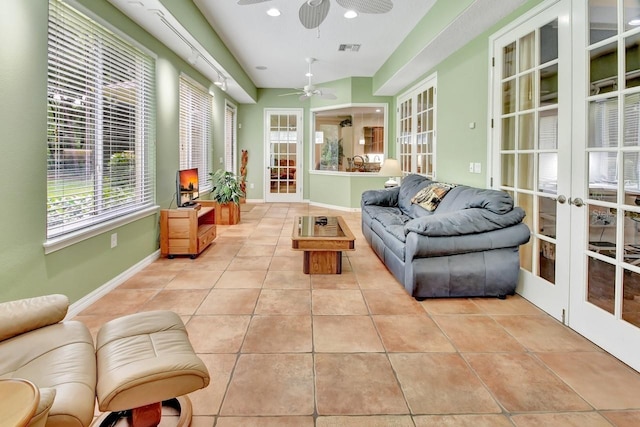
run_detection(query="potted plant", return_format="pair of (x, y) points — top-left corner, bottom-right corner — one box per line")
(320, 137), (344, 170)
(209, 169), (244, 224)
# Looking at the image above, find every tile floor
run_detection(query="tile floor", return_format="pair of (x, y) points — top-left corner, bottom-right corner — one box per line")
(75, 203), (640, 427)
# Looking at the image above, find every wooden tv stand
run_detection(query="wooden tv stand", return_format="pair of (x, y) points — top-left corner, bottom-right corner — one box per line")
(160, 205), (216, 258)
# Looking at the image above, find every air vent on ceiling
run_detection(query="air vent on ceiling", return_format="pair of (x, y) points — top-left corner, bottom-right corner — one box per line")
(338, 44), (361, 52)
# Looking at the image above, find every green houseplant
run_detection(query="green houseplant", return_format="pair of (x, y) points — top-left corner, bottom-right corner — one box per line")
(320, 137), (344, 170)
(209, 169), (244, 204)
(208, 169), (244, 224)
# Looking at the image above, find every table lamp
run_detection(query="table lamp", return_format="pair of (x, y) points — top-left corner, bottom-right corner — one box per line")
(378, 158), (402, 187)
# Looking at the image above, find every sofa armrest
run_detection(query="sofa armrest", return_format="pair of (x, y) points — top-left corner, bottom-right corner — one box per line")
(0, 294), (69, 341)
(404, 207), (526, 237)
(361, 187), (400, 207)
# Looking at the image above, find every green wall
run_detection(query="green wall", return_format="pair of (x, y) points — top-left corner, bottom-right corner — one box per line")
(237, 78), (393, 202)
(0, 0), (241, 303)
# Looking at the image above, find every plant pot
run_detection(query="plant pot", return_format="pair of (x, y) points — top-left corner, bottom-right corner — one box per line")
(215, 202), (241, 225)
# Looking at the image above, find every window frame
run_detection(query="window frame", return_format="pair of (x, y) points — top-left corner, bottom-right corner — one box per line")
(396, 73), (438, 178)
(179, 74), (213, 195)
(309, 103), (388, 173)
(44, 0), (157, 254)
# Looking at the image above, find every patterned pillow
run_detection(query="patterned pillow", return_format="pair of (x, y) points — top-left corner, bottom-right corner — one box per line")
(411, 182), (457, 211)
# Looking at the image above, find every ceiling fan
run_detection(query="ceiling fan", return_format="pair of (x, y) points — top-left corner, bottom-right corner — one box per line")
(237, 0), (393, 29)
(280, 57), (337, 101)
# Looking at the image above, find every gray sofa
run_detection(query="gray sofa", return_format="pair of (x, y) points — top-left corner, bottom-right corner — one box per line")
(361, 174), (530, 299)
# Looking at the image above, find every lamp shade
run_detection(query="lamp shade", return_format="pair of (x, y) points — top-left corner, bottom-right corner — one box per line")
(378, 158), (402, 177)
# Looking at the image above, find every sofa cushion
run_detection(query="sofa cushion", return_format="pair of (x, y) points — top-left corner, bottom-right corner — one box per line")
(0, 294), (68, 341)
(436, 186), (514, 215)
(405, 207), (526, 237)
(411, 182), (457, 211)
(398, 174), (432, 216)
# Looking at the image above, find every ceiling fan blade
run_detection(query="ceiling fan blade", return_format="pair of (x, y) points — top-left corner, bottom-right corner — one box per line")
(299, 0), (330, 29)
(237, 0), (272, 5)
(335, 0), (393, 14)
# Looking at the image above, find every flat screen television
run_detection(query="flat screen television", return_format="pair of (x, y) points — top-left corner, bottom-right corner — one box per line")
(176, 167), (199, 207)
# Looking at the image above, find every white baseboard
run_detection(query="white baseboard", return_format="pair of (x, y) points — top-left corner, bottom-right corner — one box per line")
(67, 250), (160, 319)
(308, 201), (361, 212)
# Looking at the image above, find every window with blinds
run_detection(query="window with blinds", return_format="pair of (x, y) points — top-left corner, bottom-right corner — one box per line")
(179, 75), (212, 192)
(46, 0), (156, 239)
(225, 101), (237, 173)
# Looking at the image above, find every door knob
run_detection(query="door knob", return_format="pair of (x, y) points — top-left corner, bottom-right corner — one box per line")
(552, 195), (567, 204)
(571, 197), (584, 207)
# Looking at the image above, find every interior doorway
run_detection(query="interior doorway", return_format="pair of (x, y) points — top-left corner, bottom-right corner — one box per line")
(264, 109), (303, 203)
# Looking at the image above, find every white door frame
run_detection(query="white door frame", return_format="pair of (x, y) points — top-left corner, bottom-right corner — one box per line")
(489, 0), (571, 322)
(263, 108), (304, 203)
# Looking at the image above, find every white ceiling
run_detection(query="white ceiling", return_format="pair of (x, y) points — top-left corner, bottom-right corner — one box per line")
(107, 0), (527, 103)
(193, 0), (436, 90)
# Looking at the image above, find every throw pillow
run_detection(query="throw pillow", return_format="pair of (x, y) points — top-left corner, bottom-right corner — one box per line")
(411, 182), (457, 211)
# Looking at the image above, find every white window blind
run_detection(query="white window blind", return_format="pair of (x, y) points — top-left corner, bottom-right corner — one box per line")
(225, 101), (237, 173)
(179, 75), (212, 192)
(47, 0), (156, 239)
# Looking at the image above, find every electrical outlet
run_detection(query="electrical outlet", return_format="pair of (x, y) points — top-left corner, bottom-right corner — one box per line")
(250, 183), (254, 189)
(110, 233), (117, 248)
(474, 162), (482, 174)
(469, 162), (474, 173)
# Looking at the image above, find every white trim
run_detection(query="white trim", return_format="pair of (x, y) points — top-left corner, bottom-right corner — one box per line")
(264, 107), (304, 203)
(396, 72), (438, 102)
(487, 0), (560, 43)
(66, 249), (160, 319)
(309, 201), (360, 212)
(43, 205), (159, 254)
(486, 0), (561, 189)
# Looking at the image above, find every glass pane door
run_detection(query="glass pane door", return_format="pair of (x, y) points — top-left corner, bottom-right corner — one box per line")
(397, 75), (436, 177)
(492, 0), (571, 321)
(265, 110), (302, 203)
(569, 0), (640, 373)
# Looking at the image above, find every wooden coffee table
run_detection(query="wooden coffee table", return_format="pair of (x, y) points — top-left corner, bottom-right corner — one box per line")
(291, 216), (355, 274)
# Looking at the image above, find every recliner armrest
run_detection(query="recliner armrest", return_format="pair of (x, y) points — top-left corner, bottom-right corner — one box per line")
(0, 294), (69, 341)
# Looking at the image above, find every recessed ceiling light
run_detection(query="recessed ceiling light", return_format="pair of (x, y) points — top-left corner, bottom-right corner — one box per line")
(344, 10), (358, 19)
(267, 8), (281, 17)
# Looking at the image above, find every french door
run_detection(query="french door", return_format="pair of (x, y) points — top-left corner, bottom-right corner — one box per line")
(491, 0), (572, 322)
(492, 0), (640, 372)
(264, 109), (303, 202)
(569, 0), (640, 372)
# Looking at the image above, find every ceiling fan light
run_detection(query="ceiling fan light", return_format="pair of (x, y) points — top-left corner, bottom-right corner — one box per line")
(630, 18), (640, 26)
(266, 8), (281, 17)
(344, 10), (358, 19)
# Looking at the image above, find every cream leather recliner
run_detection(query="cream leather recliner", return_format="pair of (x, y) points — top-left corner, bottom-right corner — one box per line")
(0, 294), (210, 427)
